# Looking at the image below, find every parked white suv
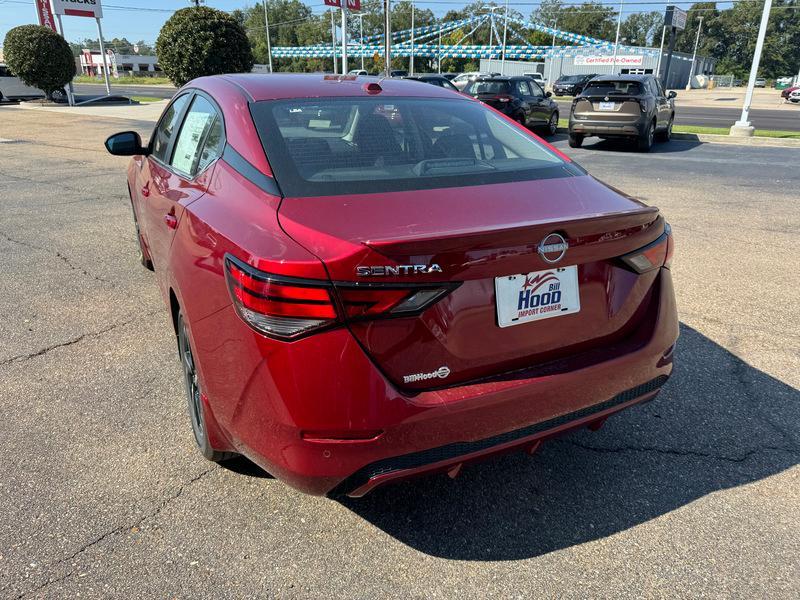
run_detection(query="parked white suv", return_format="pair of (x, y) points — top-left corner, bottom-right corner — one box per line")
(524, 72), (546, 86)
(0, 64), (45, 101)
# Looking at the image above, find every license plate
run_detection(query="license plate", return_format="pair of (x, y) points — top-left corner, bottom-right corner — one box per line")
(495, 266), (581, 328)
(598, 101), (616, 111)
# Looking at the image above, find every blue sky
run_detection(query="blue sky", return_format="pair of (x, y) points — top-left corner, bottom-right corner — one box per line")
(0, 0), (707, 49)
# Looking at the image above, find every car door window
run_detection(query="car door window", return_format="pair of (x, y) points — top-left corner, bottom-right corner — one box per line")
(530, 82), (544, 98)
(654, 79), (666, 98)
(169, 95), (225, 177)
(516, 81), (532, 97)
(151, 94), (190, 162)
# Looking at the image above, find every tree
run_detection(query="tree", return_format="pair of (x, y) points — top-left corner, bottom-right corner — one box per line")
(156, 6), (253, 86)
(620, 11), (663, 47)
(3, 25), (75, 98)
(532, 0), (617, 41)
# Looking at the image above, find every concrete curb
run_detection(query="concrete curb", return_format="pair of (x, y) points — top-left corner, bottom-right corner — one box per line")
(555, 127), (800, 148)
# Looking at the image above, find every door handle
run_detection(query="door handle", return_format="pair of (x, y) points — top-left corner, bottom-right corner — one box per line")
(164, 214), (178, 229)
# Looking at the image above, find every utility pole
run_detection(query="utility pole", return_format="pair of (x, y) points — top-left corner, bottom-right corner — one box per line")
(655, 25), (666, 80)
(341, 3), (348, 74)
(331, 10), (338, 74)
(686, 16), (703, 89)
(384, 0), (391, 76)
(611, 0), (623, 74)
(263, 0), (273, 73)
(731, 0), (773, 136)
(547, 20), (557, 90)
(500, 0), (509, 75)
(410, 1), (415, 75)
(95, 18), (112, 95)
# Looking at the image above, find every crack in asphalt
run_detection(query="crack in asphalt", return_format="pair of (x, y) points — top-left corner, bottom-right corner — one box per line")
(561, 439), (799, 463)
(8, 467), (220, 599)
(0, 311), (161, 367)
(0, 229), (114, 285)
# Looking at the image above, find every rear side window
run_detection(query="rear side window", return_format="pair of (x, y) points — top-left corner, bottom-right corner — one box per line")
(152, 94), (190, 162)
(466, 80), (511, 95)
(250, 97), (576, 197)
(584, 81), (643, 95)
(169, 95), (224, 176)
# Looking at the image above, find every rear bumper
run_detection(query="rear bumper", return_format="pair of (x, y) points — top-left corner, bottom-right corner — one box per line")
(569, 116), (648, 137)
(197, 268), (678, 497)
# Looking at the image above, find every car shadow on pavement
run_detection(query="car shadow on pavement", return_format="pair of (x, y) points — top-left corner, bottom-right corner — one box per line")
(579, 137), (703, 154)
(339, 323), (799, 560)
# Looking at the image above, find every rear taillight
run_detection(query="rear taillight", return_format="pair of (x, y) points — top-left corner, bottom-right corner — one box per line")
(225, 255), (457, 340)
(620, 223), (674, 273)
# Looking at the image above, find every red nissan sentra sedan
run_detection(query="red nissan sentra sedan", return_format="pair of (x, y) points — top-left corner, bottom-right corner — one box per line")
(105, 74), (677, 497)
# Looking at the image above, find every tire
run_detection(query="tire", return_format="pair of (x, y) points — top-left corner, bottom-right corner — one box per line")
(178, 312), (237, 463)
(637, 121), (655, 152)
(545, 111), (559, 136)
(50, 89), (66, 103)
(568, 133), (584, 148)
(657, 115), (674, 142)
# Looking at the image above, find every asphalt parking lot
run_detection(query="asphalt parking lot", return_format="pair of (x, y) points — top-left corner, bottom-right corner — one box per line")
(1, 107), (798, 598)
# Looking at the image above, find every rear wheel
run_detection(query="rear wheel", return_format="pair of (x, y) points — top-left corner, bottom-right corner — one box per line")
(637, 121), (655, 152)
(568, 133), (584, 148)
(657, 115), (674, 142)
(545, 111), (559, 136)
(178, 312), (236, 463)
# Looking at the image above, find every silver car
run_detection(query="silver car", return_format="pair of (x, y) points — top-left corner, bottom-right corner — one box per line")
(0, 64), (45, 101)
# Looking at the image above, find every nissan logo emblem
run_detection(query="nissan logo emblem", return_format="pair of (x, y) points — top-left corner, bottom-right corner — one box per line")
(538, 233), (569, 264)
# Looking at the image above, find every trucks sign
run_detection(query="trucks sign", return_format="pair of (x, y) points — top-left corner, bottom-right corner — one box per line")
(50, 0), (103, 19)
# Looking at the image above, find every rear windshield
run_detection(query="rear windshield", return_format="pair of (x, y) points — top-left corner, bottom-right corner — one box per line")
(559, 75), (585, 83)
(464, 80), (511, 95)
(250, 97), (578, 197)
(584, 81), (643, 95)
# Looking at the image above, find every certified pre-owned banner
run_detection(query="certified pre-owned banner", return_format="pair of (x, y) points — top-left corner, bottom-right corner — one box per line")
(574, 55), (644, 66)
(50, 0), (103, 19)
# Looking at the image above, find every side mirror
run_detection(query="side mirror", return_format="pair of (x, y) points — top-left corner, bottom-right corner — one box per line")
(545, 91), (552, 98)
(668, 90), (677, 99)
(105, 131), (148, 156)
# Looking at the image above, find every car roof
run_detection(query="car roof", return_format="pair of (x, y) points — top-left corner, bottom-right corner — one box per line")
(589, 74), (652, 82)
(196, 73), (460, 101)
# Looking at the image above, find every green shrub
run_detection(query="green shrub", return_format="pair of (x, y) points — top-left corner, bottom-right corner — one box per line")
(2, 25), (75, 98)
(156, 7), (253, 87)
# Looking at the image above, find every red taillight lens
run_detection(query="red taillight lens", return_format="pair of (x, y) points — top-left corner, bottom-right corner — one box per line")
(225, 255), (458, 340)
(494, 94), (513, 103)
(225, 256), (337, 339)
(620, 223), (673, 273)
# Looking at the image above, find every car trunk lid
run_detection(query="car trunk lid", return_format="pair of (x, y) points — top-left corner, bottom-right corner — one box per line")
(278, 175), (664, 391)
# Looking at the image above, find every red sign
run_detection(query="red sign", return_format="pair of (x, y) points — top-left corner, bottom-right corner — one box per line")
(35, 0), (58, 31)
(323, 0), (359, 9)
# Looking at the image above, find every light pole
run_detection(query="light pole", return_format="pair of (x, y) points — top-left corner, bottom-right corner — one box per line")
(341, 3), (348, 74)
(500, 0), (509, 75)
(331, 9), (338, 74)
(655, 25), (666, 80)
(356, 12), (365, 71)
(263, 0), (273, 72)
(384, 0), (391, 76)
(731, 0), (772, 136)
(437, 24), (442, 74)
(547, 19), (557, 90)
(686, 16), (703, 89)
(611, 0), (624, 74)
(410, 1), (415, 75)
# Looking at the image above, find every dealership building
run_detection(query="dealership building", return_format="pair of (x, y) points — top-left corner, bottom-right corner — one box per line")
(481, 49), (715, 89)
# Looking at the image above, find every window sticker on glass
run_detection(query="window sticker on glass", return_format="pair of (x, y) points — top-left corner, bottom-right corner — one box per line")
(171, 111), (214, 175)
